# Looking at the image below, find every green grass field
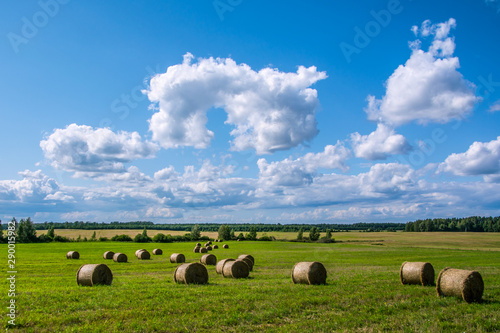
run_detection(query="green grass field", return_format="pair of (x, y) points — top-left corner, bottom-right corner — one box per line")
(2, 232), (499, 332)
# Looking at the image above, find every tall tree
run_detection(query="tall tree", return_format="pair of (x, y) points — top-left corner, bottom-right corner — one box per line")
(218, 225), (231, 240)
(17, 217), (38, 243)
(309, 226), (320, 241)
(47, 226), (55, 240)
(297, 227), (303, 240)
(191, 224), (201, 240)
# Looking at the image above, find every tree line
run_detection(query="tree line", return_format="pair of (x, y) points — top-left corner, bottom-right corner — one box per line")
(404, 216), (500, 232)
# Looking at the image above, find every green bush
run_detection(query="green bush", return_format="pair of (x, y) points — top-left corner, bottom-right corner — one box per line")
(111, 234), (133, 242)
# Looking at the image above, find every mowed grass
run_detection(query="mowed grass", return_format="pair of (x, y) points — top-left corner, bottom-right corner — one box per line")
(2, 233), (499, 332)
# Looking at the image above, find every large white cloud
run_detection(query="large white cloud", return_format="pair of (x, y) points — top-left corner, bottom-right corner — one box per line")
(350, 123), (411, 160)
(366, 18), (480, 126)
(440, 136), (500, 181)
(146, 53), (327, 154)
(40, 124), (159, 174)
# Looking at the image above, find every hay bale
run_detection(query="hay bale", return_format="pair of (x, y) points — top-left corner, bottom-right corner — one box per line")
(66, 251), (80, 259)
(200, 247), (208, 253)
(200, 254), (217, 266)
(237, 258), (253, 271)
(216, 258), (235, 274)
(113, 252), (127, 263)
(76, 264), (113, 286)
(291, 262), (327, 285)
(206, 245), (213, 251)
(170, 253), (186, 264)
(103, 251), (115, 260)
(237, 239), (240, 242)
(400, 262), (435, 286)
(238, 254), (255, 265)
(196, 243), (202, 247)
(193, 246), (201, 253)
(135, 249), (147, 258)
(136, 250), (151, 260)
(173, 263), (209, 285)
(436, 268), (484, 303)
(213, 245), (219, 249)
(222, 260), (249, 278)
(223, 244), (229, 249)
(205, 242), (210, 247)
(153, 249), (163, 255)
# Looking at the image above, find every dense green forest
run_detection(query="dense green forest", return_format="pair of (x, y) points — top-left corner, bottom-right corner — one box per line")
(404, 216), (500, 232)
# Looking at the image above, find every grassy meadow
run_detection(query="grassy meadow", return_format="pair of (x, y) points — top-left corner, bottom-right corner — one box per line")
(2, 232), (499, 332)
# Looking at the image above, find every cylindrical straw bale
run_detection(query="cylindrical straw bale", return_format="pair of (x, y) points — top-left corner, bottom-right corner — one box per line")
(206, 245), (213, 251)
(194, 246), (201, 253)
(436, 268), (484, 303)
(200, 254), (217, 265)
(103, 251), (115, 259)
(136, 250), (151, 260)
(170, 253), (186, 264)
(213, 245), (219, 249)
(66, 251), (80, 259)
(196, 243), (202, 247)
(135, 249), (147, 258)
(222, 260), (249, 278)
(173, 262), (209, 284)
(77, 264), (113, 286)
(200, 247), (208, 253)
(216, 258), (235, 274)
(291, 262), (327, 285)
(238, 254), (255, 265)
(223, 244), (229, 249)
(237, 258), (253, 271)
(400, 262), (435, 286)
(153, 249), (163, 255)
(113, 252), (127, 263)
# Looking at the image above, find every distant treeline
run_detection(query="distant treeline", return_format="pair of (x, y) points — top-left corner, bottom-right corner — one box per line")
(404, 216), (500, 232)
(29, 221), (406, 232)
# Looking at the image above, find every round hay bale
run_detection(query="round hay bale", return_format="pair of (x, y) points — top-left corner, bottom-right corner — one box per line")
(170, 253), (186, 264)
(153, 249), (163, 255)
(207, 241), (212, 245)
(204, 242), (210, 247)
(76, 264), (113, 286)
(216, 258), (235, 274)
(103, 251), (115, 260)
(237, 258), (253, 271)
(291, 262), (327, 285)
(193, 246), (201, 253)
(113, 252), (127, 263)
(200, 254), (217, 266)
(135, 249), (147, 258)
(136, 250), (151, 260)
(206, 245), (213, 251)
(222, 260), (249, 278)
(213, 244), (219, 249)
(223, 244), (229, 249)
(237, 239), (241, 242)
(400, 261), (435, 286)
(196, 243), (202, 247)
(200, 247), (208, 253)
(173, 262), (209, 285)
(238, 254), (255, 265)
(66, 251), (80, 259)
(436, 268), (484, 303)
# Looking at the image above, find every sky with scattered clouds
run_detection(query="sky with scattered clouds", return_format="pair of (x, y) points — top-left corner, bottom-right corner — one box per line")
(1, 0), (499, 224)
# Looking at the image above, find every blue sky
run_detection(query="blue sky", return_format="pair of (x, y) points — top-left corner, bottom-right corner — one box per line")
(1, 0), (500, 224)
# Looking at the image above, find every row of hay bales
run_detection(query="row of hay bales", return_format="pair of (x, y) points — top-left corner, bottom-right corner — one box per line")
(400, 261), (484, 303)
(193, 242), (228, 253)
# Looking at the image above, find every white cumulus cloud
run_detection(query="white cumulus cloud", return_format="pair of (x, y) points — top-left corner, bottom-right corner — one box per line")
(40, 124), (159, 174)
(350, 123), (411, 160)
(366, 18), (480, 126)
(146, 53), (327, 154)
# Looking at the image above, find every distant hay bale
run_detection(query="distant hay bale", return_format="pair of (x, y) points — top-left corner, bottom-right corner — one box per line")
(216, 258), (235, 274)
(205, 242), (210, 247)
(113, 252), (128, 263)
(291, 262), (327, 285)
(66, 251), (80, 259)
(173, 262), (209, 285)
(170, 253), (186, 264)
(103, 251), (115, 260)
(222, 260), (249, 279)
(136, 250), (151, 260)
(196, 243), (202, 247)
(237, 239), (240, 242)
(238, 254), (255, 265)
(436, 268), (484, 303)
(207, 241), (212, 245)
(76, 264), (113, 286)
(223, 244), (229, 249)
(206, 245), (213, 251)
(213, 245), (219, 249)
(200, 247), (208, 253)
(135, 249), (147, 258)
(200, 254), (217, 265)
(400, 262), (435, 286)
(193, 246), (201, 253)
(153, 249), (163, 255)
(237, 258), (253, 271)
